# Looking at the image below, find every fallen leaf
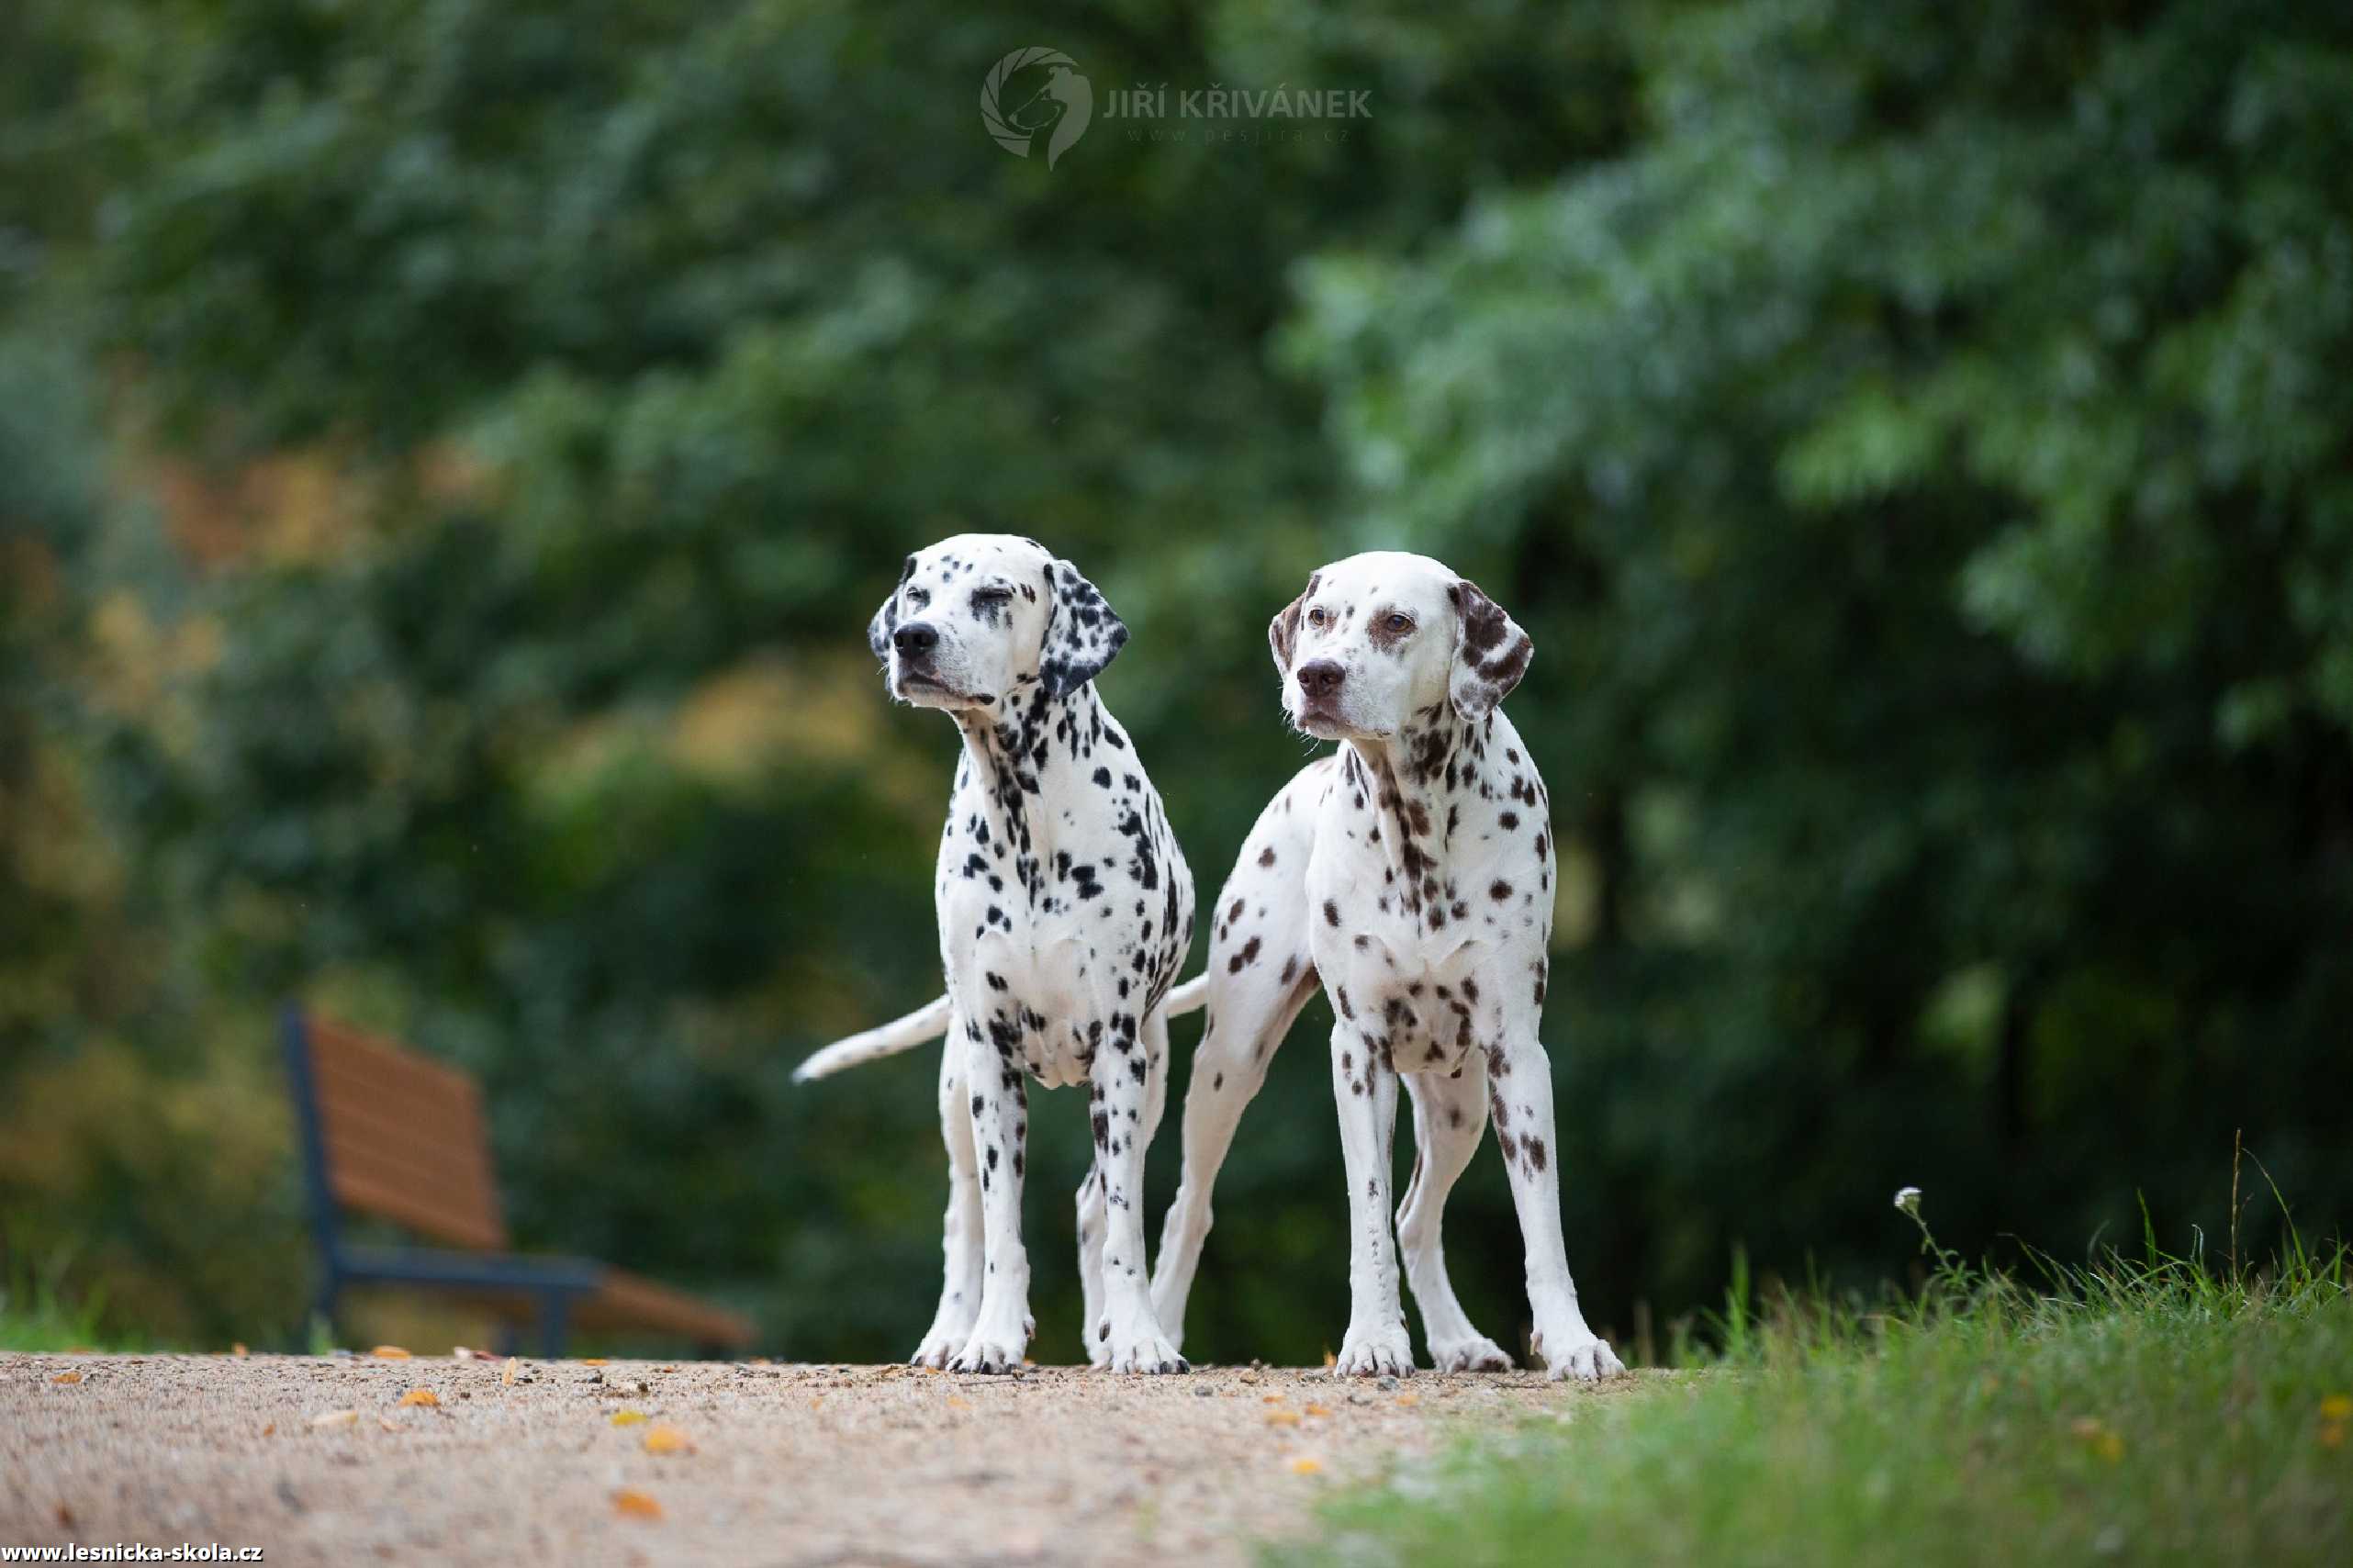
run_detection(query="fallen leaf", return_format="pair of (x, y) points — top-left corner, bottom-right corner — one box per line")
(232, 1343), (250, 1358)
(261, 1423), (275, 1437)
(750, 1357), (771, 1366)
(502, 1360), (520, 1388)
(398, 1389), (440, 1407)
(1305, 1405), (1332, 1418)
(1265, 1410), (1303, 1428)
(310, 1410), (360, 1429)
(642, 1425), (692, 1455)
(370, 1346), (411, 1361)
(2323, 1394), (2353, 1422)
(612, 1488), (664, 1520)
(611, 1410), (648, 1427)
(1322, 1350), (1337, 1369)
(577, 1358), (610, 1367)
(809, 1397), (823, 1409)
(1262, 1394), (1286, 1404)
(946, 1395), (972, 1411)
(1395, 1393), (1420, 1407)
(51, 1372), (83, 1385)
(55, 1505), (75, 1528)
(1290, 1457), (1324, 1475)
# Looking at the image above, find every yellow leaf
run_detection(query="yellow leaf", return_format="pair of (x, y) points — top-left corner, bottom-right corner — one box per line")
(1321, 1350), (1337, 1368)
(1262, 1394), (1286, 1404)
(1290, 1457), (1324, 1475)
(1305, 1405), (1332, 1418)
(232, 1343), (249, 1358)
(1265, 1410), (1303, 1427)
(2322, 1394), (2353, 1422)
(399, 1389), (440, 1407)
(501, 1359), (520, 1388)
(371, 1346), (411, 1361)
(946, 1395), (972, 1411)
(1395, 1393), (1420, 1407)
(578, 1358), (611, 1367)
(50, 1372), (82, 1385)
(310, 1409), (359, 1429)
(611, 1410), (648, 1427)
(643, 1425), (692, 1455)
(612, 1488), (664, 1520)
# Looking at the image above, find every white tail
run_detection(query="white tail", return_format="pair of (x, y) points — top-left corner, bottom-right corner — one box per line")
(791, 995), (953, 1082)
(791, 971), (1208, 1084)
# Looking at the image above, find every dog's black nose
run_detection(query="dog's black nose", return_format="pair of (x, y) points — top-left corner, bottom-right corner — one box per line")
(1297, 659), (1345, 699)
(893, 622), (939, 657)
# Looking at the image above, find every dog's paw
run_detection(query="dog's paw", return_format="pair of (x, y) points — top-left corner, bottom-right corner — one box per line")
(949, 1330), (1027, 1375)
(1428, 1335), (1516, 1373)
(909, 1330), (967, 1370)
(1102, 1321), (1190, 1375)
(1536, 1330), (1626, 1382)
(1331, 1323), (1417, 1378)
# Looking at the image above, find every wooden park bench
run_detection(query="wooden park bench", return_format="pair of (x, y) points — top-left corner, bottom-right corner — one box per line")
(282, 1006), (756, 1358)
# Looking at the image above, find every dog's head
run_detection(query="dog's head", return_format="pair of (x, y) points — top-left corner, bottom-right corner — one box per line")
(868, 533), (1128, 711)
(1270, 551), (1531, 741)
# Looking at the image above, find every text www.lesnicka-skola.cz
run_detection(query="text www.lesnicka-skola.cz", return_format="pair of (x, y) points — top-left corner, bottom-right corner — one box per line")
(3, 1547), (263, 1562)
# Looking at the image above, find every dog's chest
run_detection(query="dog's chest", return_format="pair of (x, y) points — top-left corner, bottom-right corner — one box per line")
(936, 781), (1175, 1089)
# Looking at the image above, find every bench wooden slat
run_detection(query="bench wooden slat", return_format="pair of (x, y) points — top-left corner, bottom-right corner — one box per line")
(310, 1081), (508, 1236)
(577, 1268), (756, 1347)
(304, 1016), (507, 1252)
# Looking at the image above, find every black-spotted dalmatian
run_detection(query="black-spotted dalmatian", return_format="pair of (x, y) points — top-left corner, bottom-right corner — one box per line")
(1149, 551), (1626, 1380)
(794, 534), (1197, 1374)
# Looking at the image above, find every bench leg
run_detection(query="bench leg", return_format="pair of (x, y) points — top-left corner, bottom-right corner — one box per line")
(537, 1293), (570, 1360)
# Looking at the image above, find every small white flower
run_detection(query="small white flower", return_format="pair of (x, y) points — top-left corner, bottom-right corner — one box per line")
(1893, 1186), (1922, 1216)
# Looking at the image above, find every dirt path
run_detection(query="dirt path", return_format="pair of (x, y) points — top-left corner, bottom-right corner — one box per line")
(4, 1351), (1653, 1565)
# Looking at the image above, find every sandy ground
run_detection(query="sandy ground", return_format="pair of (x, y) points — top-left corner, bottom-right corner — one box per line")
(2, 1351), (1654, 1566)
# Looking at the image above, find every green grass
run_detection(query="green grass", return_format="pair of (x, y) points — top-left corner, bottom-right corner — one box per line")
(1273, 1203), (2352, 1566)
(0, 1256), (145, 1352)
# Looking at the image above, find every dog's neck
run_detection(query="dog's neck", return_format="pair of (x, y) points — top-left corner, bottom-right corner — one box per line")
(951, 678), (1106, 869)
(1343, 703), (1498, 923)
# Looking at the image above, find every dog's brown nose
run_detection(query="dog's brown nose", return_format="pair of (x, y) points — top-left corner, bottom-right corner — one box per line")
(1297, 659), (1345, 700)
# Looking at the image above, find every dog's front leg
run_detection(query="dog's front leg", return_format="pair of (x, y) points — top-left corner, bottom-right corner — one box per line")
(1487, 1033), (1625, 1381)
(951, 1018), (1033, 1373)
(1089, 1011), (1186, 1372)
(1329, 1025), (1415, 1376)
(912, 1030), (984, 1367)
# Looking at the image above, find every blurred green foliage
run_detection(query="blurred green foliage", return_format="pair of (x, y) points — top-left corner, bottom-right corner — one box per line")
(1, 0), (2347, 1361)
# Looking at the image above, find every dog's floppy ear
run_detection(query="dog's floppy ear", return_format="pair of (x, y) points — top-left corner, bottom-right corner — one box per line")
(1447, 577), (1532, 719)
(868, 554), (915, 660)
(1268, 570), (1319, 677)
(1037, 557), (1128, 697)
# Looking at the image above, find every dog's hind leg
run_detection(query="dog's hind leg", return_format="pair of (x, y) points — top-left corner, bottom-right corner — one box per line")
(912, 1022), (984, 1367)
(1076, 1160), (1110, 1368)
(1085, 1002), (1173, 1365)
(1399, 1059), (1514, 1372)
(1092, 1006), (1186, 1372)
(1149, 942), (1317, 1352)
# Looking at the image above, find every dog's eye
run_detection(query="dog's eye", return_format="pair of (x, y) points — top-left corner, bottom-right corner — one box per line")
(1384, 614), (1413, 634)
(972, 586), (1014, 605)
(1306, 606), (1327, 627)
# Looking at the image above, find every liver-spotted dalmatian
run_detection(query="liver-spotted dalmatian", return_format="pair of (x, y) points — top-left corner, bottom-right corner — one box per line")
(793, 534), (1196, 1374)
(1150, 551), (1626, 1381)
